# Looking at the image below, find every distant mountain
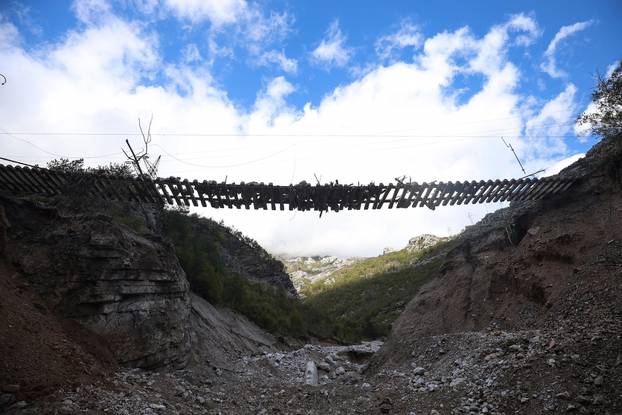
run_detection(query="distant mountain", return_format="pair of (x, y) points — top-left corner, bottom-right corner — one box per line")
(279, 255), (364, 295)
(283, 234), (452, 342)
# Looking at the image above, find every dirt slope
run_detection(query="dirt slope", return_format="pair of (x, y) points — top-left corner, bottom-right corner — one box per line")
(369, 135), (622, 412)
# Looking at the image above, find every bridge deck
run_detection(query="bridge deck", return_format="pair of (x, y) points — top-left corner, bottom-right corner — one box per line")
(0, 163), (575, 212)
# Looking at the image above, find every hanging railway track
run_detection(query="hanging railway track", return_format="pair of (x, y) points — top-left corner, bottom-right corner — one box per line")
(0, 163), (576, 212)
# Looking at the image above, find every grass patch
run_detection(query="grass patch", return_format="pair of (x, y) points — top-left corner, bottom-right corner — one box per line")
(302, 240), (453, 342)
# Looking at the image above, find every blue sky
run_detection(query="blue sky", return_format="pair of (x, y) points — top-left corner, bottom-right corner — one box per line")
(4, 1), (619, 119)
(0, 0), (620, 256)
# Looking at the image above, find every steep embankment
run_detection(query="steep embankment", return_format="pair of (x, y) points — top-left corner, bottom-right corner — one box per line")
(367, 135), (622, 413)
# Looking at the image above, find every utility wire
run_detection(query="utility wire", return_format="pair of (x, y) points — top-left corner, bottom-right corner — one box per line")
(0, 156), (38, 168)
(0, 128), (123, 159)
(152, 143), (296, 169)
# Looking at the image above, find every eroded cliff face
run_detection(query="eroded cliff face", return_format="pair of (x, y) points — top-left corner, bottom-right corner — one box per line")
(374, 135), (622, 370)
(1, 196), (191, 369)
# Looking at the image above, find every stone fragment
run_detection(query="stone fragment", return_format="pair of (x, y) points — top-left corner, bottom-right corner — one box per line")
(305, 361), (318, 386)
(449, 377), (465, 387)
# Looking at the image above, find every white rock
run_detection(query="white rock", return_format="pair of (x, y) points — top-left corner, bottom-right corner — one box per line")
(449, 377), (466, 387)
(305, 361), (318, 386)
(413, 366), (426, 376)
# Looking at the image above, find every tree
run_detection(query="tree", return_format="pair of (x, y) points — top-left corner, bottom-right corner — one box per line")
(47, 158), (85, 174)
(577, 61), (622, 137)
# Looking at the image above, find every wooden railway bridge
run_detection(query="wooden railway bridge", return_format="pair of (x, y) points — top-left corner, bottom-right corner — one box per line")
(0, 163), (575, 213)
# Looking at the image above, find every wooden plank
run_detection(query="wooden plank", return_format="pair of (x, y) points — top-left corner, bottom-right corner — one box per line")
(395, 184), (410, 208)
(538, 179), (563, 197)
(156, 179), (174, 205)
(0, 167), (28, 193)
(418, 183), (435, 208)
(0, 167), (21, 193)
(40, 169), (66, 193)
(488, 180), (511, 203)
(502, 179), (531, 202)
(555, 179), (575, 193)
(508, 179), (529, 202)
(267, 183), (275, 210)
(101, 175), (125, 201)
(86, 176), (109, 200)
(232, 185), (242, 209)
(531, 179), (559, 199)
(5, 166), (38, 193)
(192, 180), (207, 207)
(515, 179), (544, 202)
(165, 178), (184, 206)
(375, 184), (393, 209)
(546, 179), (570, 195)
(476, 180), (498, 203)
(31, 169), (60, 195)
(388, 184), (402, 209)
(405, 183), (422, 208)
(449, 182), (467, 205)
(223, 184), (233, 209)
(423, 183), (441, 209)
(181, 179), (198, 207)
(138, 178), (157, 203)
(492, 179), (515, 202)
(458, 181), (477, 205)
(20, 167), (54, 195)
(401, 183), (419, 208)
(18, 168), (48, 194)
(240, 184), (250, 210)
(438, 182), (452, 206)
(442, 182), (458, 206)
(146, 179), (165, 204)
(251, 184), (259, 209)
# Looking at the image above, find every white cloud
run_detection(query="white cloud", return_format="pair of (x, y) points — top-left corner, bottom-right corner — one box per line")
(0, 14), (584, 257)
(375, 20), (423, 61)
(524, 83), (577, 158)
(198, 7), (293, 73)
(541, 153), (584, 177)
(541, 20), (593, 78)
(257, 50), (298, 74)
(0, 16), (20, 47)
(311, 20), (352, 68)
(469, 14), (539, 77)
(181, 43), (201, 63)
(72, 0), (113, 25)
(164, 0), (247, 26)
(246, 76), (297, 129)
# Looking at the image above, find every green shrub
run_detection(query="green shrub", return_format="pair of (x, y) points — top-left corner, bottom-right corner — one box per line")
(301, 240), (454, 342)
(161, 209), (335, 339)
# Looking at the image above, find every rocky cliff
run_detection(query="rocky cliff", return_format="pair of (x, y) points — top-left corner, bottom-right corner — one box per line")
(1, 195), (191, 369)
(0, 194), (289, 409)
